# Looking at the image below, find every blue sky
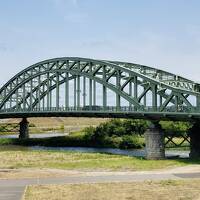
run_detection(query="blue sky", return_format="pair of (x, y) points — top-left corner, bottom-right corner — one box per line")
(0, 0), (200, 86)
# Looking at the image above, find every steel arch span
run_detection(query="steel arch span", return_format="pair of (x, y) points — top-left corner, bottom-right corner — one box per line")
(0, 57), (200, 120)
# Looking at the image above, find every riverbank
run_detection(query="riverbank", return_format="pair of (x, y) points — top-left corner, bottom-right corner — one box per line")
(0, 132), (144, 149)
(0, 133), (189, 150)
(0, 146), (199, 173)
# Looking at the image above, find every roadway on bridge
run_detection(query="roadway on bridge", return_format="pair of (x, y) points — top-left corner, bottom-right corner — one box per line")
(1, 166), (200, 200)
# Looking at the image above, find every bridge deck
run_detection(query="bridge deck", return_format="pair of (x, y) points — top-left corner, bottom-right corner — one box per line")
(0, 109), (199, 121)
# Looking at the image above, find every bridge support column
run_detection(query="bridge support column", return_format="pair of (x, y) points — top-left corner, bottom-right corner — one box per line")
(189, 122), (200, 158)
(19, 118), (29, 139)
(145, 122), (165, 160)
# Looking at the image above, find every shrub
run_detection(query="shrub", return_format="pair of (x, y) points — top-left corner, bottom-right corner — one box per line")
(109, 136), (123, 148)
(123, 119), (149, 135)
(160, 121), (192, 136)
(80, 119), (147, 149)
(83, 126), (95, 141)
(90, 119), (148, 139)
(119, 135), (143, 149)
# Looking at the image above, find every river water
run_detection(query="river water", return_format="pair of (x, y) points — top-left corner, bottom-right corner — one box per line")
(29, 146), (189, 158)
(0, 133), (189, 158)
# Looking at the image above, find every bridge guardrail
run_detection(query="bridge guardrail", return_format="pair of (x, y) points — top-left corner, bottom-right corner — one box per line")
(0, 105), (197, 114)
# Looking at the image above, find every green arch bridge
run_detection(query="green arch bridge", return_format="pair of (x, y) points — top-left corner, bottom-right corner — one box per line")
(0, 57), (200, 159)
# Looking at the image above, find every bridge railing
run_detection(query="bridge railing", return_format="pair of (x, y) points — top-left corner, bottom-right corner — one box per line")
(0, 105), (197, 113)
(0, 106), (139, 113)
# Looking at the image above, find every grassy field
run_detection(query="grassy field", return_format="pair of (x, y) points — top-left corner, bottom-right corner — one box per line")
(0, 117), (108, 127)
(23, 179), (200, 200)
(0, 146), (199, 171)
(0, 117), (109, 134)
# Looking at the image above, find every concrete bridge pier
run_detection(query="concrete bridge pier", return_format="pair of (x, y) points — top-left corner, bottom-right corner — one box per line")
(189, 122), (200, 158)
(145, 122), (165, 160)
(19, 118), (29, 139)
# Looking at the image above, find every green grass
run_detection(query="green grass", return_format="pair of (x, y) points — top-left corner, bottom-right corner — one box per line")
(23, 180), (200, 200)
(68, 131), (85, 137)
(0, 146), (199, 171)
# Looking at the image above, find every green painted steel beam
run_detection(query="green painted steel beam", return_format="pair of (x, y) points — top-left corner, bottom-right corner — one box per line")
(0, 57), (199, 119)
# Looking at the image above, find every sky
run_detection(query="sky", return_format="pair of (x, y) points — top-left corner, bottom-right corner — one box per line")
(0, 0), (200, 87)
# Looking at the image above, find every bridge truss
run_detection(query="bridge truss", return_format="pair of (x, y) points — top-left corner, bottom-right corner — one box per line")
(0, 57), (200, 120)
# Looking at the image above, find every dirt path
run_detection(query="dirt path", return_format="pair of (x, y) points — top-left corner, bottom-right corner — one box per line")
(0, 165), (200, 179)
